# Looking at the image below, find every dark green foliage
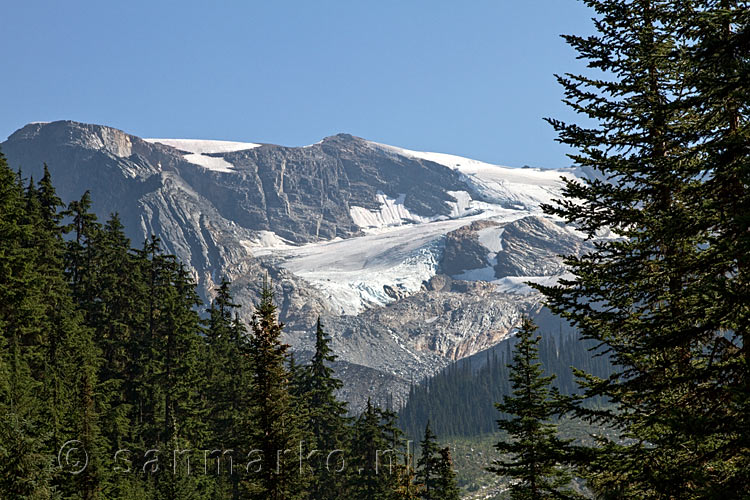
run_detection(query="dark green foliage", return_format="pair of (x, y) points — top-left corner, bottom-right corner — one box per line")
(434, 448), (460, 500)
(0, 153), (54, 499)
(537, 0), (750, 496)
(0, 412), (55, 500)
(297, 318), (350, 499)
(414, 422), (440, 499)
(489, 318), (580, 500)
(243, 281), (309, 499)
(1, 153), (104, 499)
(399, 327), (612, 439)
(347, 399), (401, 500)
(0, 153), (455, 500)
(203, 278), (251, 499)
(1, 158), (221, 498)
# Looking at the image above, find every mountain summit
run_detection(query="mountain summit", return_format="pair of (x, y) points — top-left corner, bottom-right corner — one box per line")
(2, 120), (589, 407)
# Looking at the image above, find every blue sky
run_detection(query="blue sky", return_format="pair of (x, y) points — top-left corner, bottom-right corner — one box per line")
(1, 1), (593, 169)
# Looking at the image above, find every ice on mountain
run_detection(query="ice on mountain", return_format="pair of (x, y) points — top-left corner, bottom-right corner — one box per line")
(445, 190), (474, 217)
(144, 138), (260, 154)
(349, 192), (432, 230)
(145, 138), (261, 173)
(372, 141), (572, 210)
(477, 226), (505, 252)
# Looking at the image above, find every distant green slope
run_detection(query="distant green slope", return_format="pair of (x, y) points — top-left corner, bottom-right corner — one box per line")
(399, 328), (613, 440)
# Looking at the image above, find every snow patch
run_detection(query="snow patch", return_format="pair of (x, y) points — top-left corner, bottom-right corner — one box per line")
(181, 153), (236, 173)
(477, 226), (505, 252)
(240, 231), (295, 254)
(445, 190), (474, 217)
(144, 138), (260, 154)
(145, 138), (261, 174)
(350, 192), (430, 230)
(452, 252), (499, 283)
(373, 142), (575, 210)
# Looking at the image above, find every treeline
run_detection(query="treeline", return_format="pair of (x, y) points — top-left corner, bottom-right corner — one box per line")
(399, 330), (613, 439)
(0, 155), (459, 500)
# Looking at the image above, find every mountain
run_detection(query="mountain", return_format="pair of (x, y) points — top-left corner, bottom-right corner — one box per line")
(1, 120), (592, 409)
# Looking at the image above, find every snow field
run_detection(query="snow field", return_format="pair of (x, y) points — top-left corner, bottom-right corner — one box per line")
(145, 138), (261, 173)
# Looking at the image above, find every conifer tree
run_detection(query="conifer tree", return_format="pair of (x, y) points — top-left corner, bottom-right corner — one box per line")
(63, 190), (99, 304)
(395, 450), (421, 500)
(106, 236), (207, 499)
(92, 215), (144, 437)
(489, 318), (579, 500)
(345, 399), (411, 499)
(398, 327), (611, 440)
(434, 448), (459, 500)
(413, 424), (460, 500)
(300, 318), (349, 500)
(0, 158), (107, 498)
(53, 189), (111, 499)
(204, 278), (250, 500)
(64, 212), (152, 498)
(379, 407), (413, 500)
(0, 153), (55, 499)
(287, 352), (307, 400)
(537, 0), (750, 495)
(243, 281), (308, 500)
(150, 256), (208, 500)
(32, 170), (107, 499)
(415, 422), (440, 499)
(348, 399), (395, 500)
(671, 1), (750, 493)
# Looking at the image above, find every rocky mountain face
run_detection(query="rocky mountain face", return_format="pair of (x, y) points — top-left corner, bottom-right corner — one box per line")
(1, 120), (592, 410)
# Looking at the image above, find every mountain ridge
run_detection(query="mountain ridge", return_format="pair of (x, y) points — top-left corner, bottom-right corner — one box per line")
(1, 120), (590, 409)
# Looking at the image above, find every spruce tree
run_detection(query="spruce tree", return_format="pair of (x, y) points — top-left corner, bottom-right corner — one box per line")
(673, 1), (750, 494)
(204, 278), (250, 500)
(66, 212), (153, 498)
(0, 157), (108, 498)
(395, 450), (421, 500)
(300, 318), (349, 500)
(0, 154), (55, 499)
(63, 190), (99, 304)
(32, 169), (106, 499)
(151, 256), (209, 500)
(415, 422), (440, 499)
(379, 408), (414, 500)
(537, 0), (750, 495)
(346, 399), (404, 500)
(413, 422), (461, 500)
(434, 448), (460, 500)
(489, 318), (579, 500)
(243, 281), (308, 500)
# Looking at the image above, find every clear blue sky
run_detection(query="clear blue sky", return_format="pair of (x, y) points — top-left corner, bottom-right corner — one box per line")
(1, 1), (594, 169)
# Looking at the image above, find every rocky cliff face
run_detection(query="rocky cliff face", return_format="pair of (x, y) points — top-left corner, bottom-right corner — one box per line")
(493, 216), (589, 277)
(1, 120), (592, 410)
(207, 134), (470, 242)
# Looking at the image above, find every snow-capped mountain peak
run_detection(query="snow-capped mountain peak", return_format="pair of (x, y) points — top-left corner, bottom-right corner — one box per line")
(2, 120), (590, 408)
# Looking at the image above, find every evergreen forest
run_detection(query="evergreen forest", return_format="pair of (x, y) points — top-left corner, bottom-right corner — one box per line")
(0, 158), (460, 499)
(2, 0), (749, 498)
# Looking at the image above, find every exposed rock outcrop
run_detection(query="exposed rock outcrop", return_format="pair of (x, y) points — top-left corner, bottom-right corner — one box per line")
(1, 120), (593, 410)
(493, 216), (590, 277)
